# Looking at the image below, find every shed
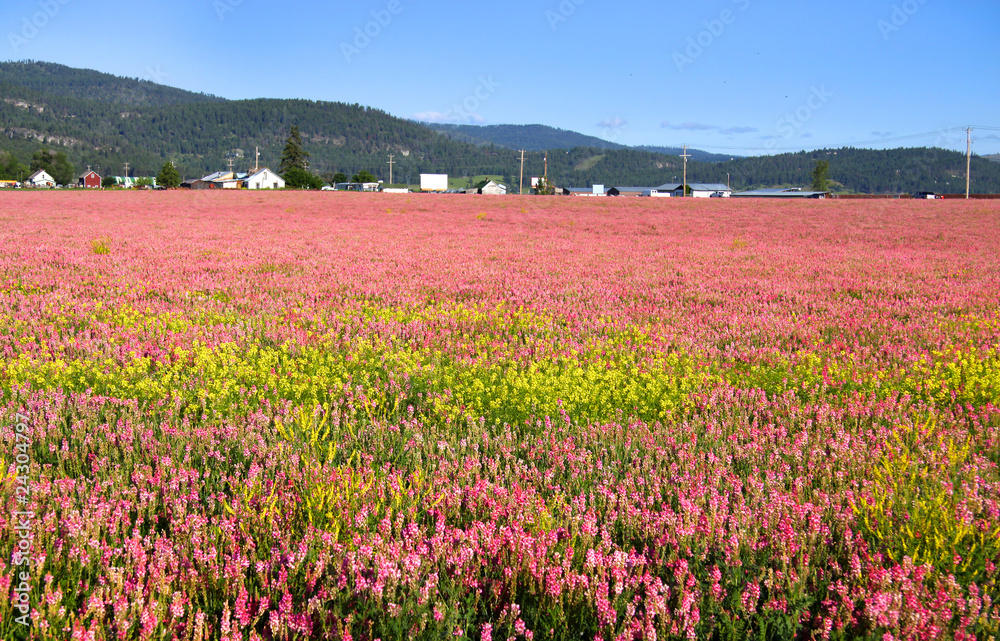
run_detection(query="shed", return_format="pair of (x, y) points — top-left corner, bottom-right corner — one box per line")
(78, 170), (102, 189)
(565, 188), (602, 196)
(477, 180), (507, 196)
(607, 186), (650, 197)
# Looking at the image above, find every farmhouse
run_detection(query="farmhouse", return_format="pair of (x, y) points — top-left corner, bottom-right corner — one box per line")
(78, 170), (102, 189)
(243, 168), (285, 190)
(26, 169), (56, 187)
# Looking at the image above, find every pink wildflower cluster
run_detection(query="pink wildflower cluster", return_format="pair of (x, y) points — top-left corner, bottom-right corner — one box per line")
(0, 192), (996, 639)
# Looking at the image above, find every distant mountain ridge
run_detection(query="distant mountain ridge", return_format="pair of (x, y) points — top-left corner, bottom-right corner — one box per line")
(426, 123), (737, 162)
(1, 61), (999, 193)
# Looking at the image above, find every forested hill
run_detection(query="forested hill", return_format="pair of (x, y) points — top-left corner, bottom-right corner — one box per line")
(426, 123), (627, 152)
(700, 148), (1000, 194)
(0, 62), (690, 184)
(426, 123), (737, 162)
(1, 61), (998, 193)
(0, 61), (520, 180)
(0, 61), (224, 106)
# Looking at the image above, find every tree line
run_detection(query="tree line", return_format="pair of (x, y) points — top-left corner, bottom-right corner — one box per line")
(2, 62), (999, 193)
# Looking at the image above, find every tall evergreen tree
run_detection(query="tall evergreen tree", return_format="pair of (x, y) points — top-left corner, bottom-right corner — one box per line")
(156, 161), (181, 188)
(279, 125), (309, 174)
(811, 160), (830, 192)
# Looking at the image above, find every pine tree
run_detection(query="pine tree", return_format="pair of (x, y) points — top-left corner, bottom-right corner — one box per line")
(279, 125), (309, 174)
(811, 160), (830, 192)
(156, 161), (181, 188)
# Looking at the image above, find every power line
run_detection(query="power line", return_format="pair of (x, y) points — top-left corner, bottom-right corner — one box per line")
(966, 127), (973, 200)
(680, 145), (691, 197)
(519, 149), (525, 195)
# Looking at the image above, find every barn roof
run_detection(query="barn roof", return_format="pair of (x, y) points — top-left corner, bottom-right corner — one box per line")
(688, 183), (732, 192)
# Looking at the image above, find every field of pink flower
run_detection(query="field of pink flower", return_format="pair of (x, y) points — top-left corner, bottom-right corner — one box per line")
(0, 191), (998, 640)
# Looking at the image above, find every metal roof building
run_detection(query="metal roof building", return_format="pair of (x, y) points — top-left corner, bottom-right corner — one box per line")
(732, 188), (830, 199)
(687, 183), (732, 197)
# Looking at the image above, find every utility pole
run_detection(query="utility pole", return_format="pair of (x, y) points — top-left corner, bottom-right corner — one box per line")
(387, 154), (395, 185)
(123, 162), (130, 178)
(681, 146), (691, 197)
(519, 149), (525, 195)
(544, 151), (548, 182)
(966, 127), (973, 200)
(227, 157), (235, 173)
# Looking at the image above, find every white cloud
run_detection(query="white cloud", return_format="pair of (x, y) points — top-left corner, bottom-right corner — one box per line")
(413, 111), (485, 125)
(719, 126), (758, 135)
(598, 117), (627, 130)
(662, 122), (756, 135)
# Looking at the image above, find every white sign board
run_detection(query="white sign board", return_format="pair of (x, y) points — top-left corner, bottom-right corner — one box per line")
(420, 174), (448, 191)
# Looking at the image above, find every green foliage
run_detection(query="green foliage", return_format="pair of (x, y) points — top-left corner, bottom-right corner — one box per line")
(30, 148), (74, 185)
(811, 160), (831, 192)
(279, 125), (309, 174)
(0, 151), (29, 181)
(329, 171), (347, 185)
(533, 176), (555, 195)
(156, 161), (181, 188)
(101, 176), (116, 188)
(352, 170), (376, 183)
(282, 166), (325, 189)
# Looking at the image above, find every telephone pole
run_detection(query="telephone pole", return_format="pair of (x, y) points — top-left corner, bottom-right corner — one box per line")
(544, 151), (548, 182)
(387, 154), (395, 185)
(519, 149), (525, 195)
(966, 127), (973, 200)
(681, 145), (691, 197)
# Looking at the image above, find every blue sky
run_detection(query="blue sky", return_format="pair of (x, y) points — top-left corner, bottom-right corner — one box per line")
(4, 0), (999, 155)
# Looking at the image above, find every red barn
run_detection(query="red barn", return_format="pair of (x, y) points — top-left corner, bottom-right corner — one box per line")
(78, 170), (102, 189)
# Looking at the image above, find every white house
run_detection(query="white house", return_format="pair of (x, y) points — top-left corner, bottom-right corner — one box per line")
(244, 168), (285, 190)
(479, 180), (507, 196)
(26, 170), (56, 187)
